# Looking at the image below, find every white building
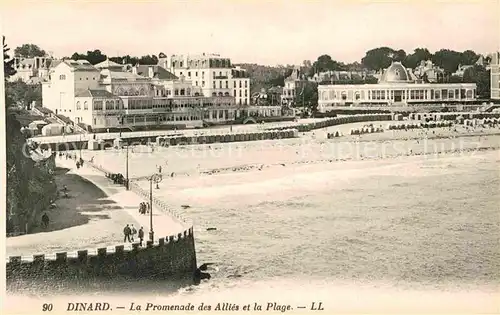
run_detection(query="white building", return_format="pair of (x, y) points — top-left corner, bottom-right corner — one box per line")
(281, 67), (308, 106)
(318, 62), (477, 112)
(490, 52), (500, 100)
(11, 56), (61, 84)
(41, 59), (239, 131)
(158, 53), (251, 105)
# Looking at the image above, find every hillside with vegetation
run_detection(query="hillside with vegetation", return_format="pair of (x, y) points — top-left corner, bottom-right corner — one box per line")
(4, 37), (57, 235)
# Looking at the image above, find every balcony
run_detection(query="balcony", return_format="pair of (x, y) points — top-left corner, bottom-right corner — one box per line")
(214, 75), (228, 79)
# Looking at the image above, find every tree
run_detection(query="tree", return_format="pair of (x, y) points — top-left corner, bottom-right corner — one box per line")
(297, 81), (318, 109)
(3, 36), (16, 79)
(138, 55), (159, 65)
(393, 49), (407, 62)
(361, 47), (402, 71)
(460, 50), (479, 65)
(6, 80), (42, 109)
(463, 65), (490, 98)
(71, 49), (107, 64)
(403, 48), (432, 68)
(310, 54), (345, 76)
(432, 49), (462, 74)
(14, 44), (46, 58)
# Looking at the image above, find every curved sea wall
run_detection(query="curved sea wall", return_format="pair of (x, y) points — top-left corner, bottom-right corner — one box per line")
(6, 227), (197, 284)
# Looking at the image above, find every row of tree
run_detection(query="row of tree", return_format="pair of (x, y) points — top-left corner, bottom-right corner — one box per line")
(69, 49), (159, 66)
(307, 47), (487, 74)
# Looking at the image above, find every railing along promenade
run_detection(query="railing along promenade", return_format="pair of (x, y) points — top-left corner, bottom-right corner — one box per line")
(86, 159), (191, 226)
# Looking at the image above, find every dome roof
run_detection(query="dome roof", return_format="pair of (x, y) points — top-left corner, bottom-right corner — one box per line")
(380, 62), (412, 83)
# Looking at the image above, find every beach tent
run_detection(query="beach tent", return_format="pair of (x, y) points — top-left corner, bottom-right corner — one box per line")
(41, 123), (64, 136)
(113, 138), (123, 149)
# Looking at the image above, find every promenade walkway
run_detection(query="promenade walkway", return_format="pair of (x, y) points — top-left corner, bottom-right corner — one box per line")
(57, 157), (187, 235)
(6, 157), (186, 257)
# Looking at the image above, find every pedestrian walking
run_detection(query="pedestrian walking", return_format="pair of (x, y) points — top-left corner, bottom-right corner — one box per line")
(123, 224), (132, 242)
(131, 224), (137, 242)
(41, 213), (49, 228)
(138, 227), (144, 246)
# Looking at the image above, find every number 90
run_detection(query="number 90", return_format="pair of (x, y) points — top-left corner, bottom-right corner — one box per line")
(42, 303), (53, 311)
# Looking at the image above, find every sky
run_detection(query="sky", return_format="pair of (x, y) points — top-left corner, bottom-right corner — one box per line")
(1, 0), (499, 66)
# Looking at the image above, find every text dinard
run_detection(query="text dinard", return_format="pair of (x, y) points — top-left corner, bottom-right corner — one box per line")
(67, 302), (294, 312)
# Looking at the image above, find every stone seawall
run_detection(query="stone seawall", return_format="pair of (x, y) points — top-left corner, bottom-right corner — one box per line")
(6, 227), (197, 285)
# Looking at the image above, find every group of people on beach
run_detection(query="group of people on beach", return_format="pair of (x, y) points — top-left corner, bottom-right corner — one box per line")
(123, 224), (145, 246)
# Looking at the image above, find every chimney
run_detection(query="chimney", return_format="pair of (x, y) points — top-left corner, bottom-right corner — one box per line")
(148, 66), (154, 78)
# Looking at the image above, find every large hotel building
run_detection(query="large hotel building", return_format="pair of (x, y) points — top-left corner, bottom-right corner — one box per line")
(41, 54), (268, 132)
(318, 62), (477, 112)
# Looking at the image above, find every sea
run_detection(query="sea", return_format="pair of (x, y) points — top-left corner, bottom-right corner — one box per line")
(7, 147), (500, 312)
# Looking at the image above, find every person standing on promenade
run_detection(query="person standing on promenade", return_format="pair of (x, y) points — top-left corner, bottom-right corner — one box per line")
(130, 224), (137, 242)
(41, 213), (49, 229)
(123, 224), (131, 242)
(138, 227), (144, 246)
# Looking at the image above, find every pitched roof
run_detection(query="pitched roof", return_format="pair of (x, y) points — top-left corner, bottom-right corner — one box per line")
(105, 70), (150, 81)
(63, 60), (99, 72)
(95, 59), (123, 69)
(75, 89), (116, 97)
(135, 65), (178, 80)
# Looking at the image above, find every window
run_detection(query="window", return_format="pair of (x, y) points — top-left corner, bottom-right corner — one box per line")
(239, 90), (242, 97)
(202, 71), (205, 78)
(59, 74), (66, 80)
(245, 81), (247, 88)
(180, 89), (185, 96)
(180, 72), (183, 76)
(234, 81), (236, 88)
(86, 77), (89, 80)
(225, 81), (228, 88)
(213, 81), (216, 88)
(187, 88), (191, 95)
(239, 81), (242, 88)
(219, 71), (222, 76)
(234, 90), (236, 97)
(196, 81), (198, 86)
(341, 92), (347, 100)
(244, 90), (247, 97)
(175, 89), (179, 96)
(202, 81), (205, 87)
(76, 101), (81, 110)
(93, 101), (103, 110)
(84, 101), (88, 110)
(196, 72), (198, 77)
(219, 81), (222, 88)
(213, 71), (216, 77)
(188, 72), (191, 77)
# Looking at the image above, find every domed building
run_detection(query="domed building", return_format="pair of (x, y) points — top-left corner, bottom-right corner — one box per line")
(318, 61), (477, 112)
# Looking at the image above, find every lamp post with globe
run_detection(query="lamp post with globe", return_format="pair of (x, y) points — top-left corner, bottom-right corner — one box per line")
(149, 173), (163, 242)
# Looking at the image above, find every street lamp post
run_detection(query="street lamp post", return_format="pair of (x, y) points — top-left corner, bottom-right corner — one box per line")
(148, 173), (162, 242)
(125, 144), (129, 190)
(79, 133), (82, 159)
